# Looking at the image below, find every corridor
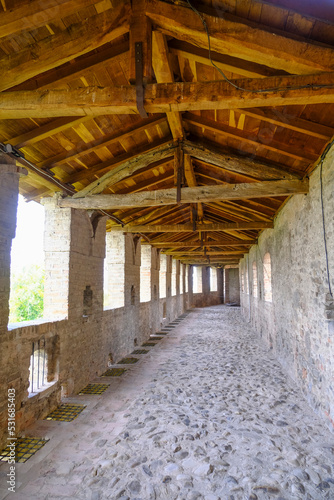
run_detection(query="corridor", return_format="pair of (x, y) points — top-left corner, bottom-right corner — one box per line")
(1, 305), (334, 500)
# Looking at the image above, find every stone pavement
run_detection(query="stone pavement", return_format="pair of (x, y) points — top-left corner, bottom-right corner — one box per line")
(1, 305), (334, 500)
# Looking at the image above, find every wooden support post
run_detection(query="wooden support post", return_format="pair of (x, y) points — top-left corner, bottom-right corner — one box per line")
(129, 0), (152, 85)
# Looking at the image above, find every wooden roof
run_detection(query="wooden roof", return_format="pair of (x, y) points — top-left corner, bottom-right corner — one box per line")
(1, 0), (334, 265)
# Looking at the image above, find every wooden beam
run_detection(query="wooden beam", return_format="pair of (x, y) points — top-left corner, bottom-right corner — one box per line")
(37, 115), (166, 170)
(152, 31), (183, 140)
(142, 239), (256, 247)
(183, 140), (300, 181)
(168, 40), (288, 79)
(0, 2), (130, 91)
(107, 221), (273, 233)
(2, 73), (334, 118)
(164, 251), (246, 256)
(0, 0), (100, 39)
(11, 41), (129, 92)
(184, 115), (319, 162)
(184, 154), (204, 220)
(6, 117), (90, 148)
(238, 108), (334, 141)
(146, 0), (334, 75)
(71, 139), (175, 196)
(129, 0), (152, 84)
(60, 179), (309, 209)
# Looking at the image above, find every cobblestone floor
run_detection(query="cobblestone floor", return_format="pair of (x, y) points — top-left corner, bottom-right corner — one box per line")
(1, 305), (334, 500)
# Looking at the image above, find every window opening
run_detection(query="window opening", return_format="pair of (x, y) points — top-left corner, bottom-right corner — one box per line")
(29, 339), (47, 394)
(172, 259), (177, 296)
(193, 266), (202, 293)
(140, 246), (151, 302)
(253, 262), (258, 298)
(263, 253), (272, 302)
(210, 267), (218, 292)
(159, 254), (167, 299)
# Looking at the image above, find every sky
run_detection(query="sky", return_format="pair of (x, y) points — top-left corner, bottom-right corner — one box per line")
(10, 195), (45, 272)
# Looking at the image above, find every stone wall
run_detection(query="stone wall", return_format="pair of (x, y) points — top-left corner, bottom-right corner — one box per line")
(240, 147), (334, 431)
(0, 196), (221, 448)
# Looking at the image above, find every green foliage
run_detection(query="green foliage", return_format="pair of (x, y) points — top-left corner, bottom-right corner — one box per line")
(9, 265), (44, 323)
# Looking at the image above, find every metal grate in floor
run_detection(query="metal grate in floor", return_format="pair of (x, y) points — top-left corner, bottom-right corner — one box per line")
(142, 342), (156, 347)
(117, 357), (139, 364)
(78, 384), (109, 395)
(155, 332), (168, 335)
(150, 336), (163, 341)
(102, 368), (127, 377)
(0, 437), (49, 463)
(45, 404), (86, 422)
(132, 349), (149, 355)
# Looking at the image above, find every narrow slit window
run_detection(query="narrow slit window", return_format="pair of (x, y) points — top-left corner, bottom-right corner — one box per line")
(252, 261), (258, 298)
(263, 253), (272, 302)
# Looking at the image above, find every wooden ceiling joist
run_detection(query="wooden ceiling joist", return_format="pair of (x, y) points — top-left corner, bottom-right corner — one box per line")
(2, 72), (334, 119)
(146, 0), (334, 74)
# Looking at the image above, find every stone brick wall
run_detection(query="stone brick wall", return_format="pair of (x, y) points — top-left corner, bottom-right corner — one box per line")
(240, 147), (334, 431)
(0, 191), (226, 448)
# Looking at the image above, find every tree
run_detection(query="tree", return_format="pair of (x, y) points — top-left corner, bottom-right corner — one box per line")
(9, 265), (44, 323)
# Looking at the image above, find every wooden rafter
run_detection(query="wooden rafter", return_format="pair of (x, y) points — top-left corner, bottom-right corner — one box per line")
(11, 41), (129, 92)
(0, 2), (130, 92)
(146, 0), (334, 74)
(168, 40), (288, 79)
(183, 140), (300, 180)
(60, 179), (308, 209)
(2, 72), (334, 118)
(37, 115), (166, 170)
(0, 0), (102, 39)
(71, 139), (175, 195)
(184, 114), (319, 162)
(152, 31), (184, 140)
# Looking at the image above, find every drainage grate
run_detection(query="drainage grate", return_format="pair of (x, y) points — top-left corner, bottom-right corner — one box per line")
(142, 342), (156, 347)
(155, 332), (168, 335)
(117, 357), (139, 364)
(132, 349), (149, 355)
(0, 437), (49, 463)
(45, 404), (86, 422)
(102, 368), (126, 377)
(79, 384), (109, 395)
(150, 336), (163, 341)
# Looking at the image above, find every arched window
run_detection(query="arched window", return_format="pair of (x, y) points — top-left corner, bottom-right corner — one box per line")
(263, 253), (272, 302)
(252, 261), (258, 298)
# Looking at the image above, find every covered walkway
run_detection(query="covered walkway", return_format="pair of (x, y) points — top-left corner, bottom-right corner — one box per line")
(1, 305), (334, 500)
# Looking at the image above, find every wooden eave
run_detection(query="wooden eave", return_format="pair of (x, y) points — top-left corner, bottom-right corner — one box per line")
(0, 0), (334, 265)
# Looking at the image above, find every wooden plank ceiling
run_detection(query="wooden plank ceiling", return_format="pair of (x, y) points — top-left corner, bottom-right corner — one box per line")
(1, 0), (334, 266)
